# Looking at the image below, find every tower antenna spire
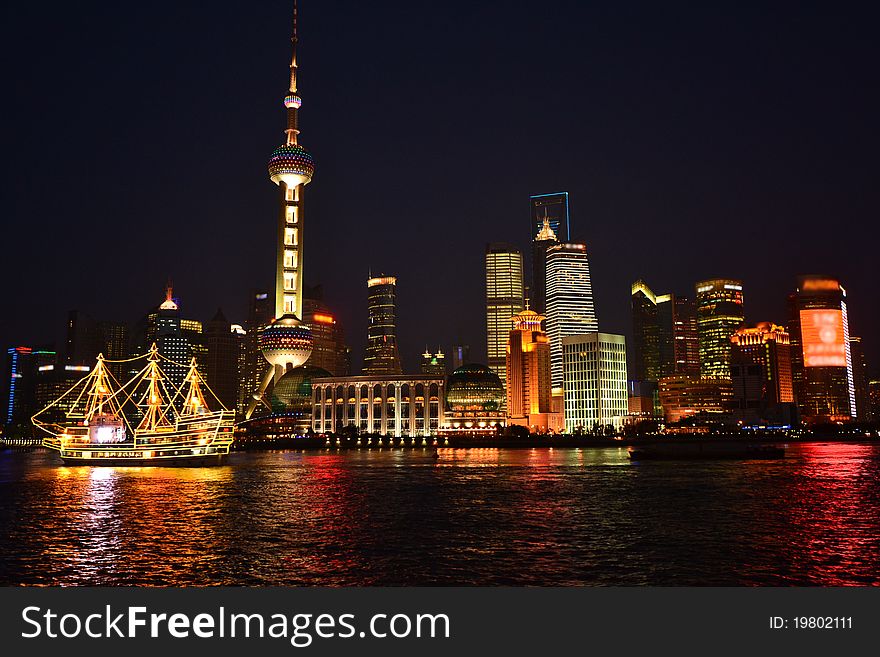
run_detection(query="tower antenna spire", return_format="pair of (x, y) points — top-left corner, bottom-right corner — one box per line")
(289, 0), (299, 95)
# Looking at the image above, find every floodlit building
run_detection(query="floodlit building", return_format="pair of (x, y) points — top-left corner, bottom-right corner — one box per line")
(363, 275), (403, 375)
(485, 243), (525, 391)
(440, 364), (506, 437)
(730, 323), (795, 425)
(506, 310), (560, 432)
(787, 275), (856, 422)
(658, 375), (733, 424)
(562, 333), (628, 433)
(311, 375), (445, 436)
(695, 279), (744, 380)
(546, 243), (598, 389)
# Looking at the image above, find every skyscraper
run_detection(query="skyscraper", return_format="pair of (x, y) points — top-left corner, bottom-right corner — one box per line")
(203, 309), (241, 412)
(2, 346), (55, 436)
(849, 336), (869, 421)
(695, 279), (744, 379)
(363, 275), (403, 375)
(65, 310), (129, 381)
(485, 243), (525, 390)
(730, 323), (795, 424)
(247, 1), (316, 418)
(787, 275), (856, 423)
(562, 333), (628, 433)
(545, 242), (598, 389)
(420, 349), (447, 376)
(451, 344), (470, 370)
(661, 294), (700, 376)
(303, 285), (350, 376)
(506, 310), (552, 423)
(239, 291), (272, 416)
(631, 280), (660, 382)
(530, 192), (570, 242)
(531, 215), (558, 315)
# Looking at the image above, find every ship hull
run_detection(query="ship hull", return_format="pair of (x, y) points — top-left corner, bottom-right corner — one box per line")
(57, 453), (227, 467)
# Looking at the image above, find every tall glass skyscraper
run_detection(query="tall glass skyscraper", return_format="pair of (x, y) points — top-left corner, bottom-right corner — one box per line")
(363, 275), (403, 375)
(545, 242), (598, 389)
(695, 279), (744, 380)
(530, 192), (570, 242)
(787, 275), (856, 422)
(485, 243), (525, 391)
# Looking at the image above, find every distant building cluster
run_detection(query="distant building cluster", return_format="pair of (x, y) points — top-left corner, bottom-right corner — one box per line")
(630, 274), (874, 429)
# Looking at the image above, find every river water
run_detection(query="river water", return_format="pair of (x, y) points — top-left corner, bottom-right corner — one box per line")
(1, 443), (878, 586)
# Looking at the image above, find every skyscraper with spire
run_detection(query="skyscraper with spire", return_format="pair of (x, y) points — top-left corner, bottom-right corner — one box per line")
(247, 1), (316, 418)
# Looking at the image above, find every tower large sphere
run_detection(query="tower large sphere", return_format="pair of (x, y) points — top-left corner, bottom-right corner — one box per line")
(268, 143), (315, 187)
(259, 314), (313, 369)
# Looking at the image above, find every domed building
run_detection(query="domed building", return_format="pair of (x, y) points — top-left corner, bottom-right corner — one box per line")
(239, 364), (331, 440)
(441, 364), (506, 437)
(270, 364), (332, 414)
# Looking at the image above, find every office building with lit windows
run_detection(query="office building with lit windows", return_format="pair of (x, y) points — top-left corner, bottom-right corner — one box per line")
(562, 333), (628, 433)
(658, 375), (734, 424)
(485, 243), (525, 390)
(363, 275), (403, 375)
(695, 279), (744, 380)
(787, 275), (856, 423)
(311, 375), (445, 436)
(546, 242), (598, 389)
(730, 323), (795, 424)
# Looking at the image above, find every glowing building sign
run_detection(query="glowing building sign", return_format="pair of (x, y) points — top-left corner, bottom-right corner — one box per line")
(800, 309), (847, 367)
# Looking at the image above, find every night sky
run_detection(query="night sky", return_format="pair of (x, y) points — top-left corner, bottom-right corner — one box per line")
(4, 0), (878, 375)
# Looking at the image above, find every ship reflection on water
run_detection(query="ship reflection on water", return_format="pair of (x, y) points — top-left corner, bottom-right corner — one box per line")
(0, 443), (878, 586)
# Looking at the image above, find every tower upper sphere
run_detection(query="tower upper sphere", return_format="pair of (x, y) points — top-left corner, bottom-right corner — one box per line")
(268, 143), (314, 187)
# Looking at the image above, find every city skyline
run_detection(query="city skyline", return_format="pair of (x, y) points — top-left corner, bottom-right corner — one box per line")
(3, 0), (878, 377)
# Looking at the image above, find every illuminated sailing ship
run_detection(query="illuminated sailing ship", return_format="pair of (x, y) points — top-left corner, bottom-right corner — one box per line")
(32, 345), (234, 466)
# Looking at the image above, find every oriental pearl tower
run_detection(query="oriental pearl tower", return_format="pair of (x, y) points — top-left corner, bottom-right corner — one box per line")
(247, 0), (315, 418)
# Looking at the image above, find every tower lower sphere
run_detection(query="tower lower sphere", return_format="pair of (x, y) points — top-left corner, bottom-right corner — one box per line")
(259, 314), (313, 369)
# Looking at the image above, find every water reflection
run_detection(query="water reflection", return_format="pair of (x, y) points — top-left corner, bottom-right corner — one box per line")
(0, 443), (878, 586)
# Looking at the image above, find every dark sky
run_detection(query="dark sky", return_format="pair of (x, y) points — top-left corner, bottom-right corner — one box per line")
(4, 0), (879, 376)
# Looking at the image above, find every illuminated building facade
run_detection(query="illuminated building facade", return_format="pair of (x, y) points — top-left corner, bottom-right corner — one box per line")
(363, 275), (403, 375)
(730, 323), (795, 424)
(420, 349), (446, 376)
(787, 275), (855, 423)
(546, 242), (598, 389)
(530, 192), (570, 242)
(658, 375), (734, 424)
(311, 375), (445, 436)
(849, 336), (870, 421)
(506, 310), (556, 431)
(485, 243), (525, 390)
(303, 285), (349, 376)
(695, 279), (744, 380)
(562, 333), (628, 433)
(247, 1), (316, 418)
(531, 215), (558, 315)
(440, 364), (506, 437)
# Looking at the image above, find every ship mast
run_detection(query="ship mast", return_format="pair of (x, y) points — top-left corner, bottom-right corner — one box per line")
(85, 354), (117, 419)
(180, 357), (211, 417)
(137, 344), (174, 431)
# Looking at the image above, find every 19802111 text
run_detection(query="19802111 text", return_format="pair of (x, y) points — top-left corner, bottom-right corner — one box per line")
(769, 617), (852, 630)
